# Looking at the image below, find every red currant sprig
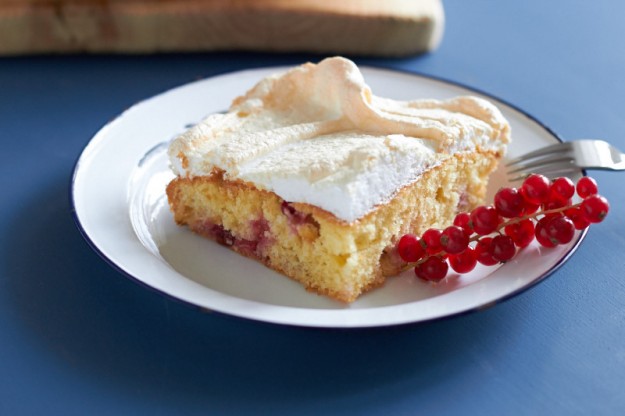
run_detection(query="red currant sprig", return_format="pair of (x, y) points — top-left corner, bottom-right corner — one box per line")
(397, 174), (610, 282)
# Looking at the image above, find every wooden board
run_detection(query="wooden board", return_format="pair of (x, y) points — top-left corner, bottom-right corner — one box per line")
(0, 0), (444, 56)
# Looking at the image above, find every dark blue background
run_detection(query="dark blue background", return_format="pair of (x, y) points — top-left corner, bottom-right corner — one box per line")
(2, 1), (624, 414)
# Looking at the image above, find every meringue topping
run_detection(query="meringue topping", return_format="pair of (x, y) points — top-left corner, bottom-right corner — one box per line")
(168, 57), (510, 222)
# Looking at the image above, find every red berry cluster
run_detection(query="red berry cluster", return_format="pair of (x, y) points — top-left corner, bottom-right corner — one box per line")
(397, 174), (609, 282)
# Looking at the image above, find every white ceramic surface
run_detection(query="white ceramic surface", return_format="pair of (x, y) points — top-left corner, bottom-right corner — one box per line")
(71, 66), (585, 328)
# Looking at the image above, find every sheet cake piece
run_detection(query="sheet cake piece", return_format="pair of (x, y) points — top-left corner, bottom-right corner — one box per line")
(166, 57), (510, 302)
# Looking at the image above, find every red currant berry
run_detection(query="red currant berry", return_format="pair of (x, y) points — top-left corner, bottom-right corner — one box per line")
(543, 197), (572, 212)
(564, 207), (591, 230)
(422, 228), (444, 255)
(580, 194), (610, 223)
(504, 218), (535, 248)
(470, 205), (500, 235)
(397, 234), (425, 262)
(489, 235), (516, 262)
(440, 225), (469, 254)
(545, 216), (575, 245)
(414, 256), (449, 282)
(522, 201), (541, 216)
(475, 237), (499, 266)
(576, 176), (598, 198)
(449, 247), (478, 274)
(535, 217), (558, 247)
(453, 212), (473, 236)
(521, 174), (551, 205)
(550, 177), (575, 202)
(494, 187), (525, 218)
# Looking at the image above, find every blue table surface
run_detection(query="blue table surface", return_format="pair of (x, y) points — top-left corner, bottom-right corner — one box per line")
(2, 1), (624, 414)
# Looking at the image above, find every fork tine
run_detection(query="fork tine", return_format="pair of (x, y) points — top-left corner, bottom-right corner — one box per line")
(508, 165), (578, 182)
(506, 141), (573, 167)
(507, 139), (624, 182)
(507, 160), (578, 182)
(508, 170), (573, 183)
(507, 155), (575, 174)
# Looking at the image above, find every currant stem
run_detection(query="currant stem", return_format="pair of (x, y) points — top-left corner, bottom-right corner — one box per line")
(497, 202), (581, 230)
(404, 202), (583, 268)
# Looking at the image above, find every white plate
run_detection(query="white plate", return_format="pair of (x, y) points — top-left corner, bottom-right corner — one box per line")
(71, 66), (585, 328)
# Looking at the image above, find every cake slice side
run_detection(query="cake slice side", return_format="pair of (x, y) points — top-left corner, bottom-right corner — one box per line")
(166, 150), (500, 303)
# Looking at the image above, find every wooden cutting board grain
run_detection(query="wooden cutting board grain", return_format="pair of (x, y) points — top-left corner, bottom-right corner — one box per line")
(0, 0), (444, 56)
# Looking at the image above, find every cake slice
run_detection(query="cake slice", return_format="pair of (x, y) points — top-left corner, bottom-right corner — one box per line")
(166, 57), (510, 303)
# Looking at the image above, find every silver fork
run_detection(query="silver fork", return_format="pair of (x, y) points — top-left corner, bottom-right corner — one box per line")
(506, 139), (625, 181)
